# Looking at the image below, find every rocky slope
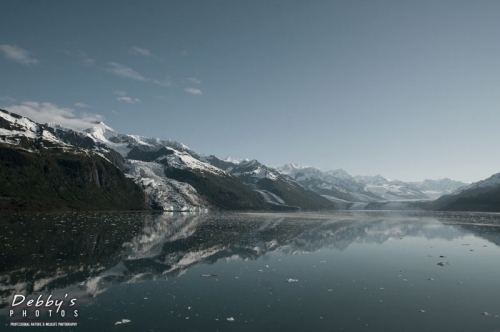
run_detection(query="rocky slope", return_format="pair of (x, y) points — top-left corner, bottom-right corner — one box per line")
(81, 126), (332, 211)
(0, 109), (147, 211)
(432, 173), (500, 212)
(0, 109), (337, 212)
(0, 108), (478, 212)
(205, 157), (338, 210)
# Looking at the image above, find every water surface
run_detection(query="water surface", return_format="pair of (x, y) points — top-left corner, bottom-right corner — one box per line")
(1, 211), (500, 331)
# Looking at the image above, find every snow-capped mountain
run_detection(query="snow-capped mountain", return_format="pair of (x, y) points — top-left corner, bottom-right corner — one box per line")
(228, 159), (283, 182)
(84, 124), (196, 158)
(453, 173), (500, 193)
(205, 158), (337, 210)
(1, 109), (338, 211)
(0, 108), (476, 212)
(431, 172), (500, 212)
(222, 156), (244, 164)
(0, 109), (146, 211)
(279, 166), (464, 203)
(354, 176), (467, 200)
(412, 178), (467, 198)
(355, 174), (389, 186)
(73, 125), (267, 211)
(354, 175), (429, 200)
(279, 164), (384, 202)
(0, 109), (75, 150)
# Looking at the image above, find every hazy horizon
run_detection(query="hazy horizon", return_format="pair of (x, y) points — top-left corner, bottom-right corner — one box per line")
(1, 0), (499, 183)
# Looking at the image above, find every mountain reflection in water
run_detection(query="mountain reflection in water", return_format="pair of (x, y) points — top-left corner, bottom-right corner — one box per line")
(1, 211), (500, 332)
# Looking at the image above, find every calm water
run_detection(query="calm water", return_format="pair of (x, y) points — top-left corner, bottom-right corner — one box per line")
(1, 211), (500, 331)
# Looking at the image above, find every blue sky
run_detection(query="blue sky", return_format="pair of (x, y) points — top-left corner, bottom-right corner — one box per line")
(1, 0), (499, 182)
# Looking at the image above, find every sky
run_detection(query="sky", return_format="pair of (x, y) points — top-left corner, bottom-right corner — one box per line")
(1, 0), (499, 183)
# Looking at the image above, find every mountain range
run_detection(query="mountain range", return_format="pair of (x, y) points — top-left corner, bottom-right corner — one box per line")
(1, 108), (498, 212)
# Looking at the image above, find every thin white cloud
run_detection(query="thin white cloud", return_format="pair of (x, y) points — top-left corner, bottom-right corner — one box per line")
(74, 102), (90, 108)
(5, 101), (107, 132)
(111, 110), (119, 115)
(105, 62), (169, 87)
(105, 62), (148, 81)
(184, 77), (201, 84)
(114, 91), (140, 104)
(0, 45), (39, 66)
(129, 46), (153, 57)
(184, 87), (202, 95)
(129, 46), (164, 61)
(117, 96), (140, 104)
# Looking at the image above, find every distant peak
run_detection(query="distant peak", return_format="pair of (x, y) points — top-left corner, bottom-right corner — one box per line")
(326, 168), (351, 178)
(223, 157), (242, 164)
(89, 121), (114, 132)
(242, 159), (259, 165)
(280, 163), (308, 171)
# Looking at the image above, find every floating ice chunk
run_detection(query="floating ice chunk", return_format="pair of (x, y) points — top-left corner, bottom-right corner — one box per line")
(483, 312), (491, 316)
(227, 317), (235, 321)
(258, 269), (264, 272)
(420, 310), (426, 313)
(114, 319), (131, 325)
(286, 279), (299, 283)
(201, 274), (217, 278)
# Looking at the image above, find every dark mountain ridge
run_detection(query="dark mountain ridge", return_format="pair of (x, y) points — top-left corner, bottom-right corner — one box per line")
(0, 121), (147, 211)
(0, 109), (335, 212)
(1, 108), (497, 212)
